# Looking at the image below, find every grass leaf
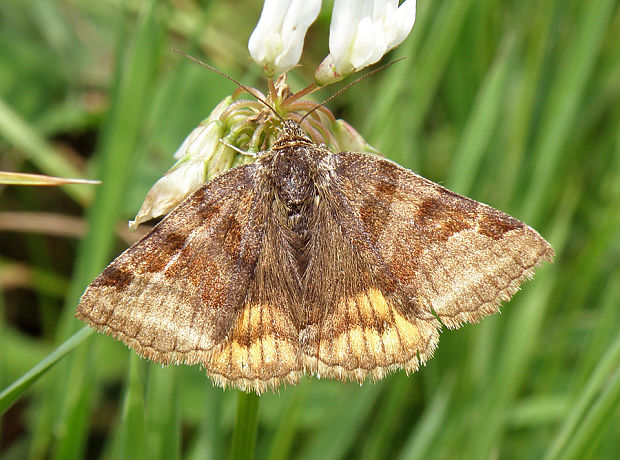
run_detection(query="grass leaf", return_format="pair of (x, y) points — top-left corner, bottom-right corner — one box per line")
(0, 327), (92, 416)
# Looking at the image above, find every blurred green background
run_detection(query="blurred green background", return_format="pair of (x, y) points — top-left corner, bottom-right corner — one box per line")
(1, 0), (619, 459)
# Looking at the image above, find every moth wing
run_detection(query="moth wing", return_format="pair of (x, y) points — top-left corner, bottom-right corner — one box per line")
(327, 152), (554, 329)
(300, 151), (553, 381)
(76, 164), (301, 393)
(300, 160), (441, 381)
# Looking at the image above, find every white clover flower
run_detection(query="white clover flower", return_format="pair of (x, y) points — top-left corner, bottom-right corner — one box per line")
(316, 0), (416, 85)
(248, 0), (322, 77)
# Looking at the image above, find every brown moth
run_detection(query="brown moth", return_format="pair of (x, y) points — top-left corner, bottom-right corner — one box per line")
(76, 120), (553, 393)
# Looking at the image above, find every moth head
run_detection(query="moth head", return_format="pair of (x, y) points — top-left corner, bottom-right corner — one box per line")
(276, 120), (312, 144)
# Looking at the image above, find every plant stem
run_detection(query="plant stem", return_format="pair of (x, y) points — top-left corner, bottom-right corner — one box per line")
(229, 391), (260, 460)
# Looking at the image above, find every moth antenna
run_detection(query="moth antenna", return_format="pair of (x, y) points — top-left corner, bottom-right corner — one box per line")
(299, 57), (407, 125)
(173, 48), (285, 123)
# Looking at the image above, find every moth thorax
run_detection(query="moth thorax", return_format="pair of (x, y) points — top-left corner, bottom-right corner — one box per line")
(273, 150), (315, 209)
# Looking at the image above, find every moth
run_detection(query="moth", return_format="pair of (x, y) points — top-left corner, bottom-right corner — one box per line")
(76, 120), (554, 393)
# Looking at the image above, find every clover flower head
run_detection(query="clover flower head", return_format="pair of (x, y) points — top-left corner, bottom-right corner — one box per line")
(132, 0), (417, 229)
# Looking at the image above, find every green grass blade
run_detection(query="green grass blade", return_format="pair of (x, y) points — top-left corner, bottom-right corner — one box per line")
(396, 378), (454, 460)
(298, 383), (384, 460)
(0, 97), (93, 206)
(574, 274), (620, 393)
(543, 331), (620, 460)
(229, 391), (260, 460)
(0, 282), (5, 444)
(359, 375), (410, 460)
(184, 387), (225, 460)
(409, 0), (475, 132)
(49, 361), (96, 460)
(447, 35), (515, 194)
(507, 394), (568, 429)
(561, 365), (620, 460)
(25, 2), (166, 458)
(0, 327), (92, 415)
(362, 0), (431, 136)
(265, 383), (309, 460)
(496, 0), (558, 205)
(146, 366), (179, 460)
(521, 0), (617, 225)
(364, 0), (474, 170)
(117, 355), (147, 460)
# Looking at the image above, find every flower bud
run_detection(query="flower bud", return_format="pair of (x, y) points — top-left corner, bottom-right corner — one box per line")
(130, 118), (229, 229)
(248, 0), (322, 77)
(129, 159), (206, 230)
(316, 0), (416, 85)
(331, 119), (381, 155)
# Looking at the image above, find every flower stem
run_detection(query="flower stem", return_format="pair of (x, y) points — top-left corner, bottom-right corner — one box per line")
(267, 78), (277, 101)
(285, 82), (319, 104)
(229, 391), (260, 460)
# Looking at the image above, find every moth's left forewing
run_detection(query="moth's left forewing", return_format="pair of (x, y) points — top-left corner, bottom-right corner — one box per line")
(76, 166), (263, 360)
(327, 152), (554, 330)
